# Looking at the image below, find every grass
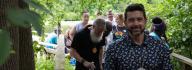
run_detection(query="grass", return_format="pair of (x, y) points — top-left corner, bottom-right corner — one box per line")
(35, 53), (54, 70)
(35, 52), (74, 70)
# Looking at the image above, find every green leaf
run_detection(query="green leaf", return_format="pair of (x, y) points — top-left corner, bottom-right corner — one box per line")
(24, 0), (53, 16)
(27, 11), (43, 36)
(7, 8), (31, 28)
(7, 8), (43, 36)
(0, 30), (11, 65)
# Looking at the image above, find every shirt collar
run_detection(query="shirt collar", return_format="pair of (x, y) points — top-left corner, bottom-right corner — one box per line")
(125, 32), (151, 47)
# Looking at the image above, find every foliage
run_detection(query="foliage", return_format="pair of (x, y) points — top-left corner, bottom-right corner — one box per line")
(33, 41), (45, 57)
(33, 0), (173, 32)
(0, 30), (11, 64)
(7, 8), (43, 35)
(35, 52), (74, 70)
(35, 52), (54, 70)
(64, 57), (75, 70)
(166, 0), (192, 57)
(165, 1), (192, 69)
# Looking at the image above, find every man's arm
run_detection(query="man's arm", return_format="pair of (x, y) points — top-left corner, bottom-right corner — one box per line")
(70, 48), (83, 63)
(70, 26), (76, 40)
(160, 45), (173, 70)
(70, 32), (95, 70)
(70, 47), (95, 70)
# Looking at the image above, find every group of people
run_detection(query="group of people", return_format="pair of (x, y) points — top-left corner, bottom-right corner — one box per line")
(50, 3), (172, 70)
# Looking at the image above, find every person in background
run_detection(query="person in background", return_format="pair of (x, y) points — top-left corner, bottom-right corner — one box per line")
(106, 10), (117, 26)
(45, 28), (61, 48)
(112, 13), (127, 41)
(101, 21), (113, 67)
(96, 11), (103, 18)
(70, 10), (90, 40)
(149, 17), (169, 48)
(64, 28), (72, 53)
(70, 18), (107, 70)
(104, 3), (172, 70)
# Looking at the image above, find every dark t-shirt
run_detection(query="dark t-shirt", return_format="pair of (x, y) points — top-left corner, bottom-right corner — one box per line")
(71, 27), (106, 70)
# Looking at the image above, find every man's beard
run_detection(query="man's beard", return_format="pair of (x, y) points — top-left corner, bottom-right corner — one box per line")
(90, 30), (103, 43)
(128, 26), (145, 36)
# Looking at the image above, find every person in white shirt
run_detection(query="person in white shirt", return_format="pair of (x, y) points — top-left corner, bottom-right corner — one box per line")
(106, 10), (117, 26)
(70, 10), (90, 40)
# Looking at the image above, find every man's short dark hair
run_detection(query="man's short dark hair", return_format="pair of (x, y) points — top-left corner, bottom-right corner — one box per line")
(105, 21), (112, 32)
(103, 21), (112, 36)
(124, 3), (146, 21)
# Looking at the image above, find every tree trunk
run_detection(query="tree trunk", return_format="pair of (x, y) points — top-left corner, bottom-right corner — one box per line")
(0, 0), (19, 70)
(19, 27), (35, 70)
(0, 0), (35, 70)
(18, 0), (35, 70)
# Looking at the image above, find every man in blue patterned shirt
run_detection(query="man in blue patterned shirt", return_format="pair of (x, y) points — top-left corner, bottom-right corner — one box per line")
(104, 3), (172, 70)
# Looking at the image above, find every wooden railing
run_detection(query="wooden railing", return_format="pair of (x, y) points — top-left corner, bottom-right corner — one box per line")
(38, 42), (57, 54)
(171, 53), (192, 70)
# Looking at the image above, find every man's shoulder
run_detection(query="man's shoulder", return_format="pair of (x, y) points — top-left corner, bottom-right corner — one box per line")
(147, 35), (162, 45)
(75, 28), (90, 37)
(75, 22), (82, 26)
(74, 22), (83, 29)
(147, 35), (170, 51)
(149, 32), (160, 40)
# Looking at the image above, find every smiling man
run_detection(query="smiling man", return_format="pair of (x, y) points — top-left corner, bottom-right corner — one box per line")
(104, 3), (173, 70)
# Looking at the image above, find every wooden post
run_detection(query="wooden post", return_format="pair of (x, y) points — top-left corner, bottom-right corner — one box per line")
(54, 34), (65, 70)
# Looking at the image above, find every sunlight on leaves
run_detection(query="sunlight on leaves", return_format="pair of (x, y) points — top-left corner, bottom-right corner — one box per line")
(24, 0), (53, 16)
(27, 10), (43, 36)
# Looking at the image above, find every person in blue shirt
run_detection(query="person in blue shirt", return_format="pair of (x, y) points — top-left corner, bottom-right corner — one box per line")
(45, 28), (61, 48)
(149, 17), (169, 48)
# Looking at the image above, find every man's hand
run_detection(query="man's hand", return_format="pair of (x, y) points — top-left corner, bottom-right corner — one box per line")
(83, 61), (95, 70)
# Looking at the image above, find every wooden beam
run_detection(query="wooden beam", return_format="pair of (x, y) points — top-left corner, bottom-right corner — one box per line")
(38, 42), (57, 54)
(38, 42), (57, 48)
(171, 53), (192, 67)
(55, 34), (65, 70)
